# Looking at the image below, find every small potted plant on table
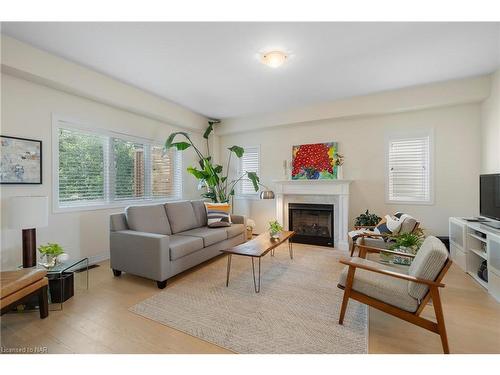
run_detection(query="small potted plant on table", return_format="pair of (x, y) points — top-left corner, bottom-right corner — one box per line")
(268, 220), (283, 240)
(38, 243), (65, 269)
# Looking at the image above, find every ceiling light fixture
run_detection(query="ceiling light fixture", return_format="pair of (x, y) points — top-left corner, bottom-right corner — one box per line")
(260, 50), (288, 68)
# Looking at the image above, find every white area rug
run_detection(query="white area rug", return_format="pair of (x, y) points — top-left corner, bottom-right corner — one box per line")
(130, 245), (368, 353)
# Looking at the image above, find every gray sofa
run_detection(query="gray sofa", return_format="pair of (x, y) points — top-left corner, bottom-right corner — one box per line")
(109, 200), (246, 288)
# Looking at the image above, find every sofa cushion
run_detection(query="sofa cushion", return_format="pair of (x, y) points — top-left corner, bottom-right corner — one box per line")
(226, 223), (245, 239)
(191, 200), (208, 227)
(176, 227), (228, 247)
(165, 201), (199, 234)
(126, 204), (171, 235)
(169, 235), (204, 261)
(408, 236), (448, 300)
(339, 257), (419, 313)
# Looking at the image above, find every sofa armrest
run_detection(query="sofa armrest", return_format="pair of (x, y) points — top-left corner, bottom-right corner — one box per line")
(231, 214), (247, 227)
(110, 230), (171, 281)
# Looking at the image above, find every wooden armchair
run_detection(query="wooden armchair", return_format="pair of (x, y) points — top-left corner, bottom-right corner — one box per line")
(1, 269), (49, 319)
(338, 236), (451, 353)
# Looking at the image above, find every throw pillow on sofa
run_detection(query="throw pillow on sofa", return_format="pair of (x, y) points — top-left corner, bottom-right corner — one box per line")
(204, 202), (232, 228)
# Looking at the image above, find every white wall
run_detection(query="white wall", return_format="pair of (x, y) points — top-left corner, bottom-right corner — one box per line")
(481, 69), (500, 174)
(220, 103), (482, 236)
(0, 73), (207, 269)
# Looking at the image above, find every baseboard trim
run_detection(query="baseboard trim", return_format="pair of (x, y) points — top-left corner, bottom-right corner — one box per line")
(88, 252), (110, 266)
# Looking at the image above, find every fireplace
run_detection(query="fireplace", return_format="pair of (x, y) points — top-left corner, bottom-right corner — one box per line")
(288, 203), (334, 247)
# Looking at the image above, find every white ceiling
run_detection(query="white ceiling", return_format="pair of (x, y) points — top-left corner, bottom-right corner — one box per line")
(2, 22), (500, 119)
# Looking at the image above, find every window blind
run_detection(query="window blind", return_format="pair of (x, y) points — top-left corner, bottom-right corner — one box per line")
(151, 145), (182, 199)
(58, 128), (106, 205)
(239, 146), (260, 195)
(388, 136), (431, 203)
(56, 122), (182, 208)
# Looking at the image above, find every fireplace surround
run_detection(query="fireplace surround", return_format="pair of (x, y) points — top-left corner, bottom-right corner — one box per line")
(273, 179), (351, 250)
(288, 203), (334, 247)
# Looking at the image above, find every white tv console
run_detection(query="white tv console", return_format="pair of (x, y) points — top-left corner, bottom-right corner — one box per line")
(449, 217), (500, 302)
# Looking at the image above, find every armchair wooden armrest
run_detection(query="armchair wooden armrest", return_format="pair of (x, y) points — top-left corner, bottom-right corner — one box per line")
(357, 244), (417, 258)
(354, 225), (376, 230)
(339, 257), (445, 287)
(355, 232), (391, 238)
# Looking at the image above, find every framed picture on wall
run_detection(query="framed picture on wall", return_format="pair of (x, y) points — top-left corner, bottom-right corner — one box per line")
(0, 135), (42, 184)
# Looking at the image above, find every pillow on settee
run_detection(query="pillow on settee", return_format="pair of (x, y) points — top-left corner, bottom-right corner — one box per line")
(374, 215), (402, 235)
(204, 202), (232, 228)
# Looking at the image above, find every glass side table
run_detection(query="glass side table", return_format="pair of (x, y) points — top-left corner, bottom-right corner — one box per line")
(35, 258), (89, 311)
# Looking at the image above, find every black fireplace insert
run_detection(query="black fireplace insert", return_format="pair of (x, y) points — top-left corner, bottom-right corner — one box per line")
(288, 203), (334, 247)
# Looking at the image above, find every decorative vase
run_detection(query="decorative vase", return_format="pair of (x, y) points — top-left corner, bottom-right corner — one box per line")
(270, 231), (281, 240)
(40, 254), (57, 269)
(57, 253), (69, 264)
(337, 165), (344, 179)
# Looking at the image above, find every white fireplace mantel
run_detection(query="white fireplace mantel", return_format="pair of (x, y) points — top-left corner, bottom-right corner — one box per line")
(272, 179), (352, 250)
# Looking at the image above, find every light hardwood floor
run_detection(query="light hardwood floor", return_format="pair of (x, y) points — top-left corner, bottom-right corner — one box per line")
(1, 244), (499, 354)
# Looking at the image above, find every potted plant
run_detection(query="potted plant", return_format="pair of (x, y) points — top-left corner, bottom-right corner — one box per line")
(381, 232), (424, 265)
(38, 243), (65, 269)
(164, 120), (260, 203)
(354, 210), (381, 229)
(268, 220), (283, 240)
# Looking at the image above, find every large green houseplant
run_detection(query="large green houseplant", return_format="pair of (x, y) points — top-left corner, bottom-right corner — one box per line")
(164, 120), (260, 203)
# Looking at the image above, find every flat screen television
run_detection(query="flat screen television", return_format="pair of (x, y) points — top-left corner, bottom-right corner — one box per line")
(480, 173), (500, 222)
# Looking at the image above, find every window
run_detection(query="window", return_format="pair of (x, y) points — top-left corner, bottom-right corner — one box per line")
(238, 146), (260, 196)
(54, 118), (182, 210)
(386, 134), (432, 204)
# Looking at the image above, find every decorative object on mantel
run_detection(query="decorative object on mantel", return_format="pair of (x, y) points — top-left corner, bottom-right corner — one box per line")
(334, 153), (344, 179)
(268, 220), (283, 240)
(164, 120), (260, 203)
(7, 196), (48, 268)
(292, 142), (339, 180)
(282, 159), (290, 179)
(354, 210), (382, 229)
(38, 243), (65, 269)
(0, 135), (42, 184)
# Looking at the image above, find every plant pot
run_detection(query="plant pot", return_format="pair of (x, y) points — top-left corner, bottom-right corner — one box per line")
(40, 254), (57, 269)
(270, 231), (281, 240)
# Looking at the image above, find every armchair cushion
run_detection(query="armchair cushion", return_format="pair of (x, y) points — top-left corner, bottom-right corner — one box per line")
(395, 213), (418, 234)
(408, 236), (449, 300)
(339, 257), (419, 312)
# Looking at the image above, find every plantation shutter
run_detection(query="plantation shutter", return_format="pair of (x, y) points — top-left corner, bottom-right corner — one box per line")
(151, 145), (182, 199)
(56, 120), (183, 208)
(58, 127), (106, 206)
(112, 138), (145, 200)
(388, 136), (431, 203)
(239, 146), (260, 195)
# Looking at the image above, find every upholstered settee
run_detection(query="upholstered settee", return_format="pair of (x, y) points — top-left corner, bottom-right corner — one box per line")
(109, 200), (246, 288)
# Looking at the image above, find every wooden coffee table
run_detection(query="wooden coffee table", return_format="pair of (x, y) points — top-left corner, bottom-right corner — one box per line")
(221, 231), (295, 293)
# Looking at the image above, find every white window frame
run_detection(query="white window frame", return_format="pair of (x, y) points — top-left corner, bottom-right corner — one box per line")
(52, 114), (182, 213)
(236, 145), (261, 199)
(385, 129), (434, 205)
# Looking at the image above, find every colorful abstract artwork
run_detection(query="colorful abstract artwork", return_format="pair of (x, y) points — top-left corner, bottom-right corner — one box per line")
(0, 136), (42, 184)
(292, 142), (338, 180)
